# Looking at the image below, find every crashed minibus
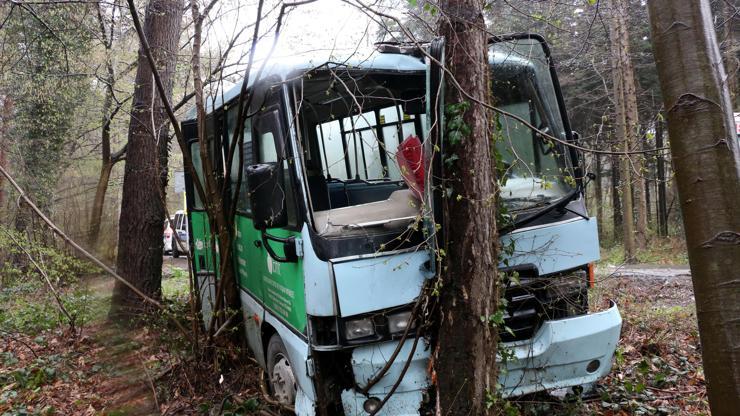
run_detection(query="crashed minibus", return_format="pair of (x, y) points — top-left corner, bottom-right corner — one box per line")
(182, 34), (622, 415)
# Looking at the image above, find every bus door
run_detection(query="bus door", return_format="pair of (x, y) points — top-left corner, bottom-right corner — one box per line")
(185, 116), (220, 327)
(239, 88), (307, 338)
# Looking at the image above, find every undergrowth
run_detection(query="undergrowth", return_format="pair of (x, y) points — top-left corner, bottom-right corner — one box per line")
(600, 236), (688, 266)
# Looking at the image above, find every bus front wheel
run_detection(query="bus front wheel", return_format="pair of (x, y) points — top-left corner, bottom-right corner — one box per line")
(267, 334), (297, 406)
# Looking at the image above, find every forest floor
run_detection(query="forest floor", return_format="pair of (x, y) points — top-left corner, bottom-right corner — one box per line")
(1, 255), (708, 415)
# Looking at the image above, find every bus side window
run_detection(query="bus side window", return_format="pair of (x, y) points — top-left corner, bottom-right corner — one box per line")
(253, 109), (298, 227)
(190, 142), (205, 210)
(227, 106), (252, 213)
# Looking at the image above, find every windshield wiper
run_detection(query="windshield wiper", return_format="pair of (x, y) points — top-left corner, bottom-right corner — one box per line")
(504, 187), (581, 232)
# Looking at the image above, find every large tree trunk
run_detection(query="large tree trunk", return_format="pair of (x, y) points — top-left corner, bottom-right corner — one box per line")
(111, 0), (183, 317)
(648, 1), (740, 413)
(608, 0), (646, 258)
(435, 0), (499, 414)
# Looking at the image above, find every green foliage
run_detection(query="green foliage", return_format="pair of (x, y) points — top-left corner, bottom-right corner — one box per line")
(162, 266), (190, 300)
(444, 102), (472, 148)
(0, 226), (98, 287)
(1, 4), (95, 214)
(599, 237), (688, 266)
(0, 226), (99, 334)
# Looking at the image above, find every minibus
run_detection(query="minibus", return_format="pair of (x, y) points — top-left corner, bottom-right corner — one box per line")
(182, 34), (622, 415)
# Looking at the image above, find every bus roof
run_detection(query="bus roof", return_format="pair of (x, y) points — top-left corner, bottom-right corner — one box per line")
(182, 51), (427, 121)
(181, 44), (538, 122)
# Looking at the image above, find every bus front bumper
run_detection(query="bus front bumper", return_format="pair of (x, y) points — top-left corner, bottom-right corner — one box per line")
(341, 338), (431, 416)
(499, 301), (622, 397)
(338, 303), (621, 415)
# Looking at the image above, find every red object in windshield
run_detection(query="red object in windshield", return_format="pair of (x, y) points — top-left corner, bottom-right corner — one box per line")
(397, 135), (425, 200)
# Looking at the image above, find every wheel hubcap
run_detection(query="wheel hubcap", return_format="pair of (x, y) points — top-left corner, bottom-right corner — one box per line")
(271, 353), (297, 405)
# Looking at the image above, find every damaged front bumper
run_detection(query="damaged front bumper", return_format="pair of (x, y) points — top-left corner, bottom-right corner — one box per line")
(338, 303), (621, 415)
(499, 301), (622, 397)
(341, 338), (431, 416)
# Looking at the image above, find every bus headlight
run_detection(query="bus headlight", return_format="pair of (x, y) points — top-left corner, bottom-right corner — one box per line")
(345, 318), (375, 340)
(388, 311), (414, 334)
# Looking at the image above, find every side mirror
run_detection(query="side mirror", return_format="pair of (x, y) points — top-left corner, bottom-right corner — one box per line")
(246, 163), (287, 230)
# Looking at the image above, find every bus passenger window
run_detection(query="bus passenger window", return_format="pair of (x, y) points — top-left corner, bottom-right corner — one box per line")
(190, 142), (205, 210)
(227, 107), (253, 212)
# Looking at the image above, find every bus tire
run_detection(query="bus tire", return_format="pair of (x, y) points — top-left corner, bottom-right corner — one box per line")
(266, 334), (297, 406)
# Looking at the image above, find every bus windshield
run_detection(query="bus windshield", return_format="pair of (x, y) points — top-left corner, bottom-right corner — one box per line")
(296, 70), (427, 237)
(490, 39), (575, 212)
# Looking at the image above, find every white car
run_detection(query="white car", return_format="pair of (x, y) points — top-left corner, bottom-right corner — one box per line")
(170, 210), (189, 258)
(163, 217), (174, 253)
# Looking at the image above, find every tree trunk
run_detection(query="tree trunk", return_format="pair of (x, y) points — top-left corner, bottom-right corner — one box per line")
(89, 160), (114, 246)
(648, 1), (740, 413)
(435, 1), (499, 414)
(0, 96), (11, 208)
(89, 5), (127, 248)
(611, 148), (623, 241)
(608, 0), (639, 259)
(188, 0), (242, 335)
(719, 0), (739, 109)
(595, 154), (604, 240)
(111, 0), (183, 317)
(655, 114), (668, 237)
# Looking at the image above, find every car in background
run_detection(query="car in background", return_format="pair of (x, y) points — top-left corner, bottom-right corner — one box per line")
(163, 217), (174, 254)
(170, 210), (189, 258)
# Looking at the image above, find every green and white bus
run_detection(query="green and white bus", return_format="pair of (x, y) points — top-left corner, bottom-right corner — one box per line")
(182, 34), (622, 415)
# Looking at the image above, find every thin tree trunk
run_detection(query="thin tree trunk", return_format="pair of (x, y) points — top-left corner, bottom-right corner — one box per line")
(111, 0), (183, 317)
(436, 0), (499, 414)
(189, 0), (241, 333)
(609, 0), (638, 259)
(642, 129), (652, 226)
(720, 0), (739, 108)
(655, 114), (668, 237)
(611, 148), (622, 240)
(595, 153), (604, 240)
(648, 1), (740, 413)
(0, 96), (11, 208)
(89, 161), (114, 245)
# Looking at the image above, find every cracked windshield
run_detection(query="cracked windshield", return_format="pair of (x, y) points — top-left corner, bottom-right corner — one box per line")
(491, 39), (575, 212)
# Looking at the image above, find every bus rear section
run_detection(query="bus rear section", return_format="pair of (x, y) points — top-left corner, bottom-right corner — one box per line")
(183, 34), (621, 416)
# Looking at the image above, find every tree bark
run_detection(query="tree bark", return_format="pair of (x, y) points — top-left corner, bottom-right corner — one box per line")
(647, 1), (740, 413)
(611, 147), (623, 240)
(655, 114), (668, 237)
(89, 4), (127, 248)
(608, 0), (640, 259)
(111, 0), (183, 317)
(435, 1), (499, 414)
(594, 154), (604, 240)
(0, 96), (12, 208)
(719, 0), (739, 109)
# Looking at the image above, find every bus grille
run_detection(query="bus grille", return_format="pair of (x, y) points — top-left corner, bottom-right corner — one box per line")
(500, 270), (588, 343)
